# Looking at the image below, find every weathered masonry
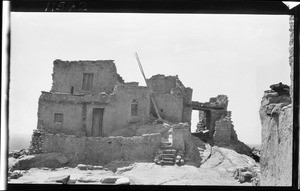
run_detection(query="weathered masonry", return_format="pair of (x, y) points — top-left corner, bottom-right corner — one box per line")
(37, 60), (193, 137)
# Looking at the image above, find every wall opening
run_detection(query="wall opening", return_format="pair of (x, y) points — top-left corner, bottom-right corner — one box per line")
(54, 113), (63, 123)
(82, 73), (94, 90)
(131, 99), (138, 116)
(191, 110), (198, 133)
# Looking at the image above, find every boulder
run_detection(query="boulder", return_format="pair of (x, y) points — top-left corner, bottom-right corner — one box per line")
(115, 177), (130, 185)
(77, 164), (87, 170)
(201, 147), (256, 171)
(116, 165), (134, 174)
(238, 171), (253, 183)
(86, 165), (94, 170)
(101, 177), (118, 184)
(77, 176), (100, 183)
(9, 149), (29, 159)
(94, 166), (103, 170)
(10, 153), (69, 171)
(9, 171), (23, 179)
(47, 175), (70, 184)
(100, 176), (130, 185)
(55, 175), (70, 184)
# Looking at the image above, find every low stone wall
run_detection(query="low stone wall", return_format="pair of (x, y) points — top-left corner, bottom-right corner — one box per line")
(30, 130), (162, 166)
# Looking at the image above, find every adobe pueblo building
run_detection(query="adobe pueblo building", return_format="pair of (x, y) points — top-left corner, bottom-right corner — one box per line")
(29, 59), (251, 167)
(37, 59), (192, 137)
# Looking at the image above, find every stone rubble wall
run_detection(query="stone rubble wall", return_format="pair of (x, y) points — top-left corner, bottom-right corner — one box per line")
(29, 129), (162, 166)
(213, 114), (232, 146)
(29, 129), (46, 154)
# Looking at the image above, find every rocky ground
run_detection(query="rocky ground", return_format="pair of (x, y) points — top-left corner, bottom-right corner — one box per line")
(8, 145), (260, 186)
(8, 162), (254, 186)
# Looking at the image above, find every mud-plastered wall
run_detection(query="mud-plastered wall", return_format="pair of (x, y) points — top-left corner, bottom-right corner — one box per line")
(40, 132), (162, 166)
(51, 60), (121, 95)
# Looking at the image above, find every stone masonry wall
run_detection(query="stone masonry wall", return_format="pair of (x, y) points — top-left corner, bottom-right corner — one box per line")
(213, 114), (232, 146)
(30, 129), (162, 166)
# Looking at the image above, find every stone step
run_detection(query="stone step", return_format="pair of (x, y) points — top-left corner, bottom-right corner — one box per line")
(161, 154), (175, 158)
(161, 145), (173, 149)
(162, 149), (177, 154)
(161, 160), (175, 165)
(161, 142), (172, 146)
(162, 157), (175, 162)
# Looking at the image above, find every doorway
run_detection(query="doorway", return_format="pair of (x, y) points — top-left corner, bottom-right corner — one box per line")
(92, 108), (104, 137)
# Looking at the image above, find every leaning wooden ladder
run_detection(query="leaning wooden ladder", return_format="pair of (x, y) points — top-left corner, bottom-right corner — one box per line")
(134, 52), (162, 122)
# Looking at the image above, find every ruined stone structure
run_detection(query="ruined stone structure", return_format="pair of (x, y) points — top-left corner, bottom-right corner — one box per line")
(31, 59), (253, 167)
(191, 95), (251, 155)
(37, 60), (192, 137)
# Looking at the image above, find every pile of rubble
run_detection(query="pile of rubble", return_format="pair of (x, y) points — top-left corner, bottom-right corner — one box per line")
(9, 149), (30, 159)
(233, 166), (261, 186)
(77, 164), (104, 170)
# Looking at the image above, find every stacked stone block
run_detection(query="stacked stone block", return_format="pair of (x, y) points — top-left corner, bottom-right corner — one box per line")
(29, 129), (45, 154)
(213, 111), (233, 146)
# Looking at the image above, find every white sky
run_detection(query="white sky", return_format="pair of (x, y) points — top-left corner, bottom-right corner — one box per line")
(9, 13), (290, 149)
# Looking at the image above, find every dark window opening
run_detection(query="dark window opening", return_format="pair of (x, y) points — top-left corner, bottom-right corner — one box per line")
(54, 113), (63, 123)
(82, 73), (94, 90)
(131, 99), (138, 116)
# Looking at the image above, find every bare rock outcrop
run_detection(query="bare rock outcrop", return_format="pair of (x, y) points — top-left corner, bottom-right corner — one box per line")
(9, 152), (69, 171)
(259, 83), (292, 186)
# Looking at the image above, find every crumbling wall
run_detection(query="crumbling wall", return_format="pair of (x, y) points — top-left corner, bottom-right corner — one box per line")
(260, 88), (292, 186)
(208, 110), (228, 138)
(50, 60), (122, 95)
(151, 93), (183, 122)
(147, 74), (192, 124)
(196, 110), (207, 131)
(38, 131), (161, 166)
(203, 95), (228, 110)
(147, 74), (177, 93)
(213, 114), (232, 146)
(172, 123), (201, 167)
(182, 87), (193, 127)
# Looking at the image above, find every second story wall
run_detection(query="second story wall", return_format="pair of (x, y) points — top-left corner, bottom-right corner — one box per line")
(51, 59), (123, 95)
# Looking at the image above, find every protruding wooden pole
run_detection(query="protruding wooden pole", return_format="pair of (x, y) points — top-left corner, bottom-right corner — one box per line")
(134, 52), (162, 121)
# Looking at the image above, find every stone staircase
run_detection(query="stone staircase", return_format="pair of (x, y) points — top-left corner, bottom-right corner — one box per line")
(160, 142), (177, 165)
